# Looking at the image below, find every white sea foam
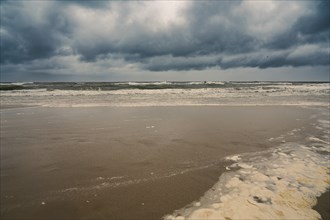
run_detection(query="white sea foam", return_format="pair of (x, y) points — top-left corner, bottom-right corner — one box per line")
(225, 155), (241, 162)
(127, 81), (170, 85)
(318, 120), (330, 129)
(164, 143), (329, 220)
(56, 162), (218, 196)
(0, 82), (34, 86)
(309, 137), (329, 145)
(1, 83), (329, 107)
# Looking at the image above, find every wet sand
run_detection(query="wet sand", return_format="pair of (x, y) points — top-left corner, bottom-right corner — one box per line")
(0, 106), (328, 219)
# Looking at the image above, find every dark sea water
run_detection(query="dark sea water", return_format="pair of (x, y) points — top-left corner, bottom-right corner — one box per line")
(0, 81), (327, 91)
(1, 81), (329, 108)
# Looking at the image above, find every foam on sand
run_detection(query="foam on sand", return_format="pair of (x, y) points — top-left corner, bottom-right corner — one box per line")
(164, 142), (329, 220)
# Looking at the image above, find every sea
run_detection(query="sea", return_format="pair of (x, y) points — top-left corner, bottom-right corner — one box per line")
(0, 81), (329, 107)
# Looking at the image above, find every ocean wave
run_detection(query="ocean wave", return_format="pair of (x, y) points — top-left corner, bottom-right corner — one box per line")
(1, 81), (329, 111)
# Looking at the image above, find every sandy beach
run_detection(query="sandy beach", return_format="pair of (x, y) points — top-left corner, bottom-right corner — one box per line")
(1, 105), (328, 219)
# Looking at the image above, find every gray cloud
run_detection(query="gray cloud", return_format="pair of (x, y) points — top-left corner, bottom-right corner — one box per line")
(266, 0), (329, 50)
(1, 1), (72, 64)
(295, 0), (329, 36)
(142, 44), (329, 72)
(0, 0), (329, 81)
(72, 1), (257, 61)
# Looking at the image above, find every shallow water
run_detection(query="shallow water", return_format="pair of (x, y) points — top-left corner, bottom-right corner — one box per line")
(165, 107), (330, 220)
(1, 106), (325, 219)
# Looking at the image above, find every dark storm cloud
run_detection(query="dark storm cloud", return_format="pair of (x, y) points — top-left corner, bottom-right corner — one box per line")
(220, 48), (329, 70)
(139, 0), (329, 71)
(266, 0), (329, 50)
(1, 1), (72, 64)
(1, 1), (255, 64)
(61, 0), (110, 9)
(74, 1), (256, 61)
(142, 55), (220, 71)
(295, 0), (329, 36)
(0, 0), (329, 76)
(182, 1), (256, 54)
(143, 46), (329, 71)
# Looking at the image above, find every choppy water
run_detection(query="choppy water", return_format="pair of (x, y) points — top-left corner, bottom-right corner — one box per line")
(1, 81), (329, 107)
(1, 81), (319, 91)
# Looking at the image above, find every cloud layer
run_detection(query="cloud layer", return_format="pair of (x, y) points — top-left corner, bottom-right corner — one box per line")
(0, 0), (329, 81)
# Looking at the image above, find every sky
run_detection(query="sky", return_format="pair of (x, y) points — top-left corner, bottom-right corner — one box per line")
(0, 0), (329, 82)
